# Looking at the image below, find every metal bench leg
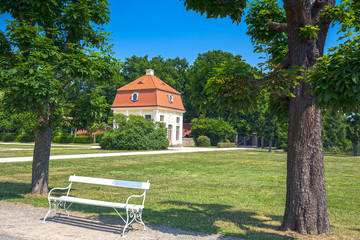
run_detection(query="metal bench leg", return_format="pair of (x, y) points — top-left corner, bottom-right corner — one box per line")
(121, 208), (130, 237)
(64, 202), (73, 217)
(134, 209), (146, 230)
(43, 200), (61, 223)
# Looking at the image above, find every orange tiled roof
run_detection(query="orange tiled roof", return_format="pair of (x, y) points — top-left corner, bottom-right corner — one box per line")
(117, 75), (181, 94)
(112, 73), (185, 111)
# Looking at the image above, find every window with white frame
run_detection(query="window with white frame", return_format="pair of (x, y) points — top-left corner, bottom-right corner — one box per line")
(160, 115), (164, 121)
(144, 114), (151, 119)
(131, 92), (139, 102)
(176, 126), (180, 140)
(168, 94), (173, 103)
(176, 117), (180, 123)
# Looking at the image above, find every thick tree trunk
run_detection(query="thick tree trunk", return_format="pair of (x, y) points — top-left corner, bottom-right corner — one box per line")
(281, 0), (334, 234)
(30, 114), (52, 195)
(282, 87), (330, 234)
(261, 136), (264, 148)
(268, 138), (272, 152)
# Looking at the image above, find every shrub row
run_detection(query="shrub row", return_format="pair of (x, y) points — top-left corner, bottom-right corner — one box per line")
(0, 133), (35, 142)
(217, 142), (236, 148)
(1, 132), (104, 144)
(52, 134), (102, 144)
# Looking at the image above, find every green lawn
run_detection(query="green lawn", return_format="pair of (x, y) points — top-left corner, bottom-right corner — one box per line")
(0, 142), (153, 158)
(0, 150), (359, 240)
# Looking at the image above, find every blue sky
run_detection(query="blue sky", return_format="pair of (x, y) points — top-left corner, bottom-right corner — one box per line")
(0, 0), (341, 66)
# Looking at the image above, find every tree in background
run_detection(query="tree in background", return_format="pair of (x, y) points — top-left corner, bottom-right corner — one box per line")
(180, 0), (360, 234)
(322, 112), (351, 153)
(346, 113), (360, 156)
(122, 55), (189, 93)
(0, 0), (120, 195)
(190, 117), (236, 146)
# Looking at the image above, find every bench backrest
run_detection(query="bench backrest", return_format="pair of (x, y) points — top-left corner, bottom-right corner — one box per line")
(68, 175), (150, 190)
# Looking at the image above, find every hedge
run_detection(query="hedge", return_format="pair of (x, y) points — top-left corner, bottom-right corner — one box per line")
(3, 133), (18, 142)
(52, 134), (74, 143)
(15, 134), (35, 142)
(217, 142), (236, 148)
(73, 134), (93, 144)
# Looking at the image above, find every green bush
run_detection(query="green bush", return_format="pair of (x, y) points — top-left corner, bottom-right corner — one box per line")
(95, 133), (104, 143)
(15, 134), (35, 142)
(52, 134), (74, 143)
(328, 146), (341, 154)
(3, 133), (18, 142)
(279, 142), (288, 152)
(73, 134), (93, 144)
(100, 114), (168, 150)
(0, 134), (3, 141)
(190, 118), (236, 146)
(196, 136), (211, 147)
(217, 142), (236, 148)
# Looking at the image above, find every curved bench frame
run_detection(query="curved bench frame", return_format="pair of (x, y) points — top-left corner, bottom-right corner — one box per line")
(43, 175), (150, 237)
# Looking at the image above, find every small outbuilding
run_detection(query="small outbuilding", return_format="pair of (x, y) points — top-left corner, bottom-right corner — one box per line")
(111, 69), (186, 146)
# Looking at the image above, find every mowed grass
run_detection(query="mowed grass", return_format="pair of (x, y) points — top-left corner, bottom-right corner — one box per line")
(0, 142), (147, 158)
(0, 150), (359, 240)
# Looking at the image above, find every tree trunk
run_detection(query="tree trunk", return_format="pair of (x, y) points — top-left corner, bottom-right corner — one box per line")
(281, 0), (334, 234)
(353, 141), (358, 157)
(30, 114), (52, 195)
(261, 136), (264, 148)
(93, 134), (96, 144)
(268, 138), (272, 152)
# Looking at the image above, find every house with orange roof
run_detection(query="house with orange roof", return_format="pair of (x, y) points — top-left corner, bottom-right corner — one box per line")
(111, 69), (186, 146)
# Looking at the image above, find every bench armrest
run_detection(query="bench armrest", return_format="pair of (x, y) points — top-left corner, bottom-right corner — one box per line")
(48, 183), (72, 199)
(125, 191), (147, 208)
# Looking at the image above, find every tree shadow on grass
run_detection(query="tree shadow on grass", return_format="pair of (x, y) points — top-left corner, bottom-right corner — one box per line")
(147, 201), (291, 240)
(0, 182), (30, 200)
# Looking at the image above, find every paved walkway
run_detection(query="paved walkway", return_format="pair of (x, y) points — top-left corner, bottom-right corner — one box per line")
(0, 201), (240, 240)
(0, 147), (249, 163)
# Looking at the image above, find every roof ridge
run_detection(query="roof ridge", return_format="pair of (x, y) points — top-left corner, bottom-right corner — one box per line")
(150, 75), (158, 89)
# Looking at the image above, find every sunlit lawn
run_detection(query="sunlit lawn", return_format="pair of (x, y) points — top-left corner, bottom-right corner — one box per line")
(0, 150), (359, 240)
(0, 142), (150, 158)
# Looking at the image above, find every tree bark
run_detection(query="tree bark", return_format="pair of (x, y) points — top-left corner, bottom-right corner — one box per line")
(353, 142), (358, 157)
(30, 113), (52, 195)
(268, 138), (272, 152)
(281, 0), (334, 234)
(261, 136), (264, 148)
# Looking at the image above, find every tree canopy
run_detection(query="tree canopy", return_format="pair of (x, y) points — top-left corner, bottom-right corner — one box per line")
(0, 0), (120, 194)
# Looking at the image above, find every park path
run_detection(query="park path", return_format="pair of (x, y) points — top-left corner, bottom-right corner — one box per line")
(0, 147), (250, 163)
(0, 201), (240, 240)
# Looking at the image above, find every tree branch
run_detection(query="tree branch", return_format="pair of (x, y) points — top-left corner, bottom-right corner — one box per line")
(56, 105), (82, 111)
(267, 21), (287, 32)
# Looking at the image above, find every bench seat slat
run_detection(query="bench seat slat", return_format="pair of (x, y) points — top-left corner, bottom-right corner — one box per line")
(49, 196), (143, 210)
(68, 176), (150, 190)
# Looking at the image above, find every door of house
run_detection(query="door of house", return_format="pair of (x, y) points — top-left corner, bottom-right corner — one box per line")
(167, 125), (172, 143)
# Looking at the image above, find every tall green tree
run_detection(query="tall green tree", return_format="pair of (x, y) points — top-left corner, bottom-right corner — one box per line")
(122, 55), (189, 93)
(346, 113), (360, 156)
(180, 0), (360, 235)
(0, 0), (120, 195)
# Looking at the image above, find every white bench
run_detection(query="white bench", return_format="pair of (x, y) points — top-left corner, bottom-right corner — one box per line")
(43, 175), (150, 237)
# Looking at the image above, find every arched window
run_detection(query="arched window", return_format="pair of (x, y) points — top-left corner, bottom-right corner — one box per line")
(131, 92), (139, 102)
(168, 94), (173, 103)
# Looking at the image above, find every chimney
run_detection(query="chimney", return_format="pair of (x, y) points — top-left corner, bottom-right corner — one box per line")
(146, 69), (154, 76)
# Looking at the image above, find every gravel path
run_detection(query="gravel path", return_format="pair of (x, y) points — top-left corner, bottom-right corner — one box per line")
(0, 201), (241, 240)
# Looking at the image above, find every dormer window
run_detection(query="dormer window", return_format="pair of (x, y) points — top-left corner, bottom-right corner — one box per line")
(131, 92), (139, 102)
(168, 94), (173, 103)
